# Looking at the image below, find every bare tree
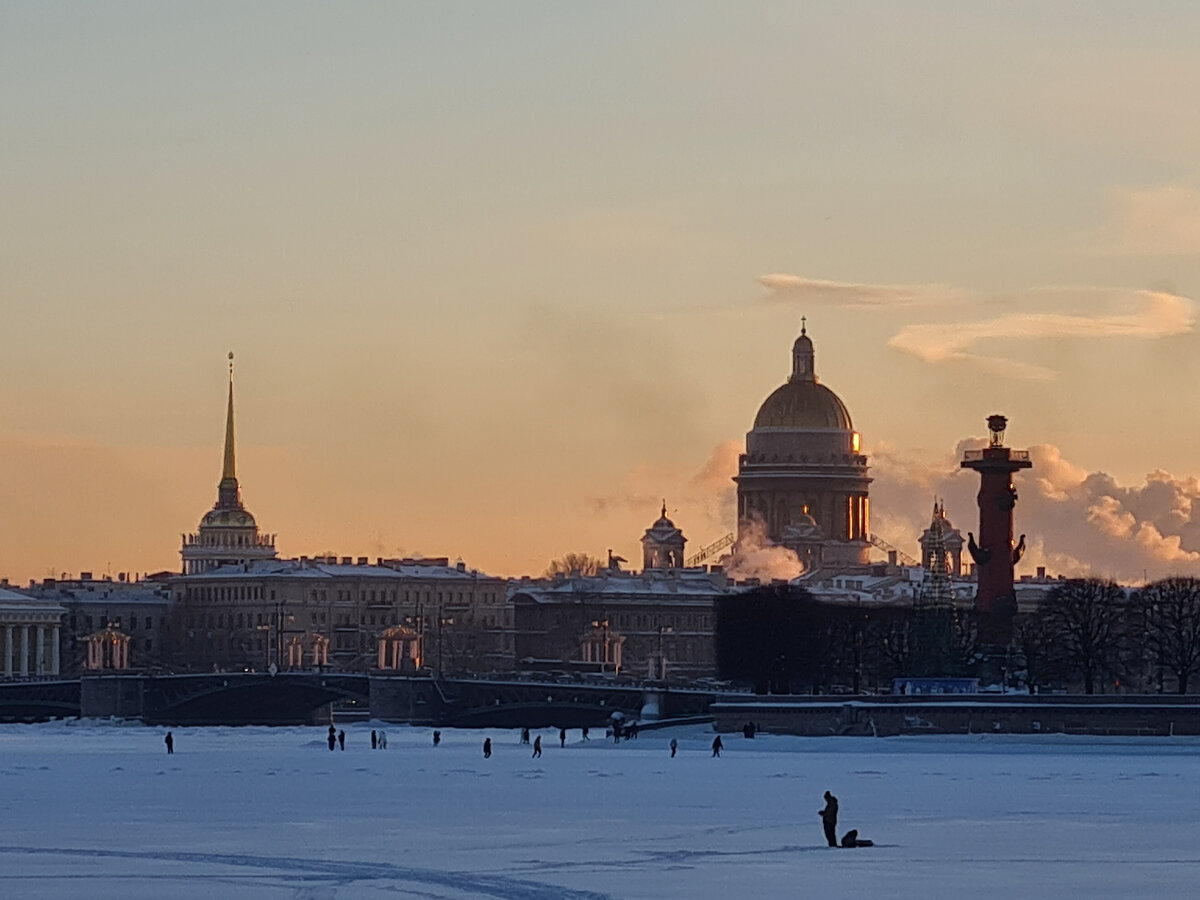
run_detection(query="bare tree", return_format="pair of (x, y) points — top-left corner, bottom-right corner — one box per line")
(543, 553), (604, 578)
(1136, 577), (1200, 694)
(1037, 578), (1130, 694)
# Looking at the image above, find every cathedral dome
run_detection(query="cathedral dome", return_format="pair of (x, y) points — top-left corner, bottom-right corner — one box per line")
(200, 506), (258, 529)
(753, 380), (853, 430)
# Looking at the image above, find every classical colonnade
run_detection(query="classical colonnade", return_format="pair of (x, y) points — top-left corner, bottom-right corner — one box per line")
(2, 623), (61, 677)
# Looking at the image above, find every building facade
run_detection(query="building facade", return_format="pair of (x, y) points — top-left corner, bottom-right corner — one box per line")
(0, 586), (65, 678)
(734, 323), (871, 569)
(180, 355), (278, 575)
(168, 556), (512, 674)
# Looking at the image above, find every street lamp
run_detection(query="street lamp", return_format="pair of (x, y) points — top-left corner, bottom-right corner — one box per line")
(437, 611), (454, 677)
(592, 618), (610, 674)
(656, 625), (673, 681)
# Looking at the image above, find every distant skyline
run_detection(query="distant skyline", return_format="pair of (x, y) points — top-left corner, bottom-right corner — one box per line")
(5, 4), (1200, 584)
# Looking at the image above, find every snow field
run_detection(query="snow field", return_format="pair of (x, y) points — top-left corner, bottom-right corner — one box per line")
(1, 721), (1199, 899)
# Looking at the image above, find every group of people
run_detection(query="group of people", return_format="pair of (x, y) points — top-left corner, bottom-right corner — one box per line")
(369, 729), (389, 749)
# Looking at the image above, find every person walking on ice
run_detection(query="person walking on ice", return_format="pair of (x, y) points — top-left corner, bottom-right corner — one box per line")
(532, 735), (542, 758)
(819, 791), (839, 847)
(669, 738), (677, 758)
(711, 735), (722, 757)
(483, 738), (492, 758)
(164, 732), (174, 755)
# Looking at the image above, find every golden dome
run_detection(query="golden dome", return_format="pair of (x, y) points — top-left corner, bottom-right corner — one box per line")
(753, 380), (853, 430)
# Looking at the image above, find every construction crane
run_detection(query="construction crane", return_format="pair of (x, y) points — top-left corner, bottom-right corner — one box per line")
(686, 532), (735, 568)
(868, 533), (919, 567)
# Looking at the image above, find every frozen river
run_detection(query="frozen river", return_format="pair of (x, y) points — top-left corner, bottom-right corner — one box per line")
(2, 720), (1198, 898)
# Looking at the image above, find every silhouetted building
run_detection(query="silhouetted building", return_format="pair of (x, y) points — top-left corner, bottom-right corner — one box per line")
(735, 322), (871, 569)
(180, 354), (277, 575)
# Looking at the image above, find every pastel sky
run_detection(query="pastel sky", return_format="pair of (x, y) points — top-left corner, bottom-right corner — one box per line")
(5, 3), (1200, 585)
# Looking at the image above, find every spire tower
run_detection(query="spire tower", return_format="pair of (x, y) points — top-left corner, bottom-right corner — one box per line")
(180, 353), (277, 574)
(217, 352), (240, 509)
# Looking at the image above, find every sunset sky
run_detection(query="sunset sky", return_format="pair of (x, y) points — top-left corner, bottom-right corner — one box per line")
(5, 3), (1200, 585)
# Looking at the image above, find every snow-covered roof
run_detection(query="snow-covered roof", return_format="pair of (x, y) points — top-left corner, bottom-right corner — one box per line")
(174, 558), (501, 583)
(510, 568), (729, 604)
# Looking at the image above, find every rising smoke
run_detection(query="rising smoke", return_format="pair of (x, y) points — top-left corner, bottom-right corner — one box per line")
(722, 514), (805, 582)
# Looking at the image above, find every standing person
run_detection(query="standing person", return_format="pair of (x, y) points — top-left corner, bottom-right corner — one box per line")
(433, 730), (441, 747)
(337, 730), (346, 751)
(819, 791), (839, 848)
(327, 731), (336, 751)
(532, 735), (542, 758)
(711, 735), (723, 757)
(164, 732), (174, 755)
(559, 728), (567, 748)
(378, 731), (387, 749)
(520, 727), (530, 745)
(669, 738), (677, 758)
(483, 738), (492, 759)
(371, 730), (378, 750)
(581, 727), (589, 741)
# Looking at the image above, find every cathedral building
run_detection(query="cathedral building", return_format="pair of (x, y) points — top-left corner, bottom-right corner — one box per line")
(180, 355), (278, 575)
(734, 323), (871, 569)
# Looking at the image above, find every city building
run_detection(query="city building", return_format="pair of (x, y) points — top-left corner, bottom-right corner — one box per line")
(180, 354), (278, 575)
(734, 321), (871, 570)
(0, 584), (65, 678)
(24, 573), (173, 675)
(168, 556), (512, 674)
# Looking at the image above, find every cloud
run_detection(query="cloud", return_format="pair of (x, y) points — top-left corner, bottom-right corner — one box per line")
(757, 273), (958, 307)
(1111, 184), (1200, 256)
(869, 439), (1200, 584)
(887, 289), (1194, 380)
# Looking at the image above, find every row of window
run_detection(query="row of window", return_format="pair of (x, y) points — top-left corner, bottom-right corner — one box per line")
(69, 615), (155, 632)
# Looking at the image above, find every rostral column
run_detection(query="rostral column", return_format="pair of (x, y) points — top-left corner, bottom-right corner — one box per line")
(960, 414), (1032, 650)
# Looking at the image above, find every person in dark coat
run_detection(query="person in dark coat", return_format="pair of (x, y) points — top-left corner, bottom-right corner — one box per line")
(433, 730), (441, 747)
(337, 730), (346, 751)
(164, 732), (174, 755)
(483, 738), (492, 758)
(520, 727), (530, 745)
(371, 730), (378, 750)
(559, 728), (567, 748)
(819, 791), (839, 847)
(328, 732), (337, 751)
(532, 735), (542, 758)
(840, 829), (874, 848)
(711, 735), (723, 757)
(669, 738), (677, 758)
(581, 727), (589, 741)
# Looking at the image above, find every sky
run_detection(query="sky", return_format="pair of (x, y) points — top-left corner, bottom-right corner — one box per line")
(5, 3), (1200, 585)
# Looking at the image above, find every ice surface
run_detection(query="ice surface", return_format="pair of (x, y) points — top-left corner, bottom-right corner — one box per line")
(2, 721), (1199, 898)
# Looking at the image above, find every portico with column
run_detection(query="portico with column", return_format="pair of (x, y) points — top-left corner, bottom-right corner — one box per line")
(0, 587), (66, 678)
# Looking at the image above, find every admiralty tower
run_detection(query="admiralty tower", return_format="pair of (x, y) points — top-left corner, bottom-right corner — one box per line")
(180, 354), (278, 575)
(734, 322), (872, 569)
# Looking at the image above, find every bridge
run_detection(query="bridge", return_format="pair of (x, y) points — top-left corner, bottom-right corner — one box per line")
(0, 672), (722, 727)
(0, 679), (81, 722)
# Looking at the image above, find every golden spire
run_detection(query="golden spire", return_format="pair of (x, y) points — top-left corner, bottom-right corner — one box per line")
(222, 352), (236, 482)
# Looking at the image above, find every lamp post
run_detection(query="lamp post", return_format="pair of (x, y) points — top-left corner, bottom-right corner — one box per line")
(592, 618), (611, 674)
(436, 610), (454, 677)
(656, 625), (673, 681)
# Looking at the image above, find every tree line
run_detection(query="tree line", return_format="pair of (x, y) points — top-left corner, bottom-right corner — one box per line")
(716, 577), (1200, 695)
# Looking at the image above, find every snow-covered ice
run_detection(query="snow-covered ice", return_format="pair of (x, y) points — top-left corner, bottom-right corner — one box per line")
(2, 720), (1199, 898)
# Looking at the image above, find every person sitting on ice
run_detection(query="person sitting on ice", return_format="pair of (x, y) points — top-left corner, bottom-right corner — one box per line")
(840, 829), (874, 848)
